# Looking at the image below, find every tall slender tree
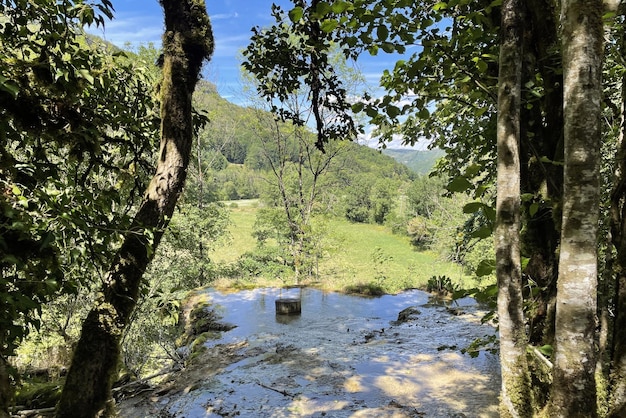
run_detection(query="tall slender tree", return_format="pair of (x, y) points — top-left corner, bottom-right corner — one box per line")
(495, 1), (533, 416)
(55, 1), (213, 416)
(548, 1), (603, 416)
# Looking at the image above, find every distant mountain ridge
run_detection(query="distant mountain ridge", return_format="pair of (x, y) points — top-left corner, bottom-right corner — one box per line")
(382, 148), (444, 175)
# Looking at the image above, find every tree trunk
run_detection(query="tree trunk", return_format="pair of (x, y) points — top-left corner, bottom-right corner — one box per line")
(55, 1), (213, 417)
(521, 0), (563, 350)
(548, 1), (603, 416)
(0, 356), (10, 418)
(496, 1), (533, 416)
(608, 6), (626, 416)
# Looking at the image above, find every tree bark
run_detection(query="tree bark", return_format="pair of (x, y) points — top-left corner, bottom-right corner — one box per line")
(55, 1), (213, 417)
(608, 5), (626, 416)
(521, 0), (563, 350)
(548, 1), (603, 416)
(496, 1), (533, 416)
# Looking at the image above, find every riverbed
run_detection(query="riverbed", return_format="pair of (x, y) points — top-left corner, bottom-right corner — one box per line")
(118, 287), (500, 417)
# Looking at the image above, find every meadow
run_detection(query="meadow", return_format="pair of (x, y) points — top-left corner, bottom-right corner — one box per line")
(211, 200), (474, 295)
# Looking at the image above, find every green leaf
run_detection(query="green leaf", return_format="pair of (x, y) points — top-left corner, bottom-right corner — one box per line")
(483, 205), (496, 222)
(78, 69), (94, 84)
(476, 59), (488, 73)
(447, 176), (472, 193)
(474, 185), (491, 199)
(314, 1), (332, 17)
(352, 102), (364, 113)
(39, 232), (56, 250)
(474, 106), (487, 117)
(386, 105), (400, 118)
(365, 106), (379, 118)
(538, 344), (554, 357)
(381, 42), (395, 53)
(464, 163), (481, 177)
(476, 259), (496, 277)
(529, 202), (539, 217)
(472, 226), (492, 239)
(320, 19), (339, 33)
(376, 25), (389, 42)
(463, 201), (483, 214)
(0, 75), (19, 98)
(288, 6), (304, 22)
(331, 0), (351, 13)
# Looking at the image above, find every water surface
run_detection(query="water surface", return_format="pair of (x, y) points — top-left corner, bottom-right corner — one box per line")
(157, 288), (500, 417)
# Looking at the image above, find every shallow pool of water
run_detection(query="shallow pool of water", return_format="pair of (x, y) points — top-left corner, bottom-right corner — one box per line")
(143, 288), (501, 417)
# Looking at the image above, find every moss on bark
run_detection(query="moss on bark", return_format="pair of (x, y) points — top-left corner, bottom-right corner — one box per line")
(55, 1), (213, 417)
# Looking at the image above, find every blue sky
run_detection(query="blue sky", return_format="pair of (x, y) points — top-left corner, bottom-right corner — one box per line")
(88, 0), (422, 148)
(88, 1), (402, 103)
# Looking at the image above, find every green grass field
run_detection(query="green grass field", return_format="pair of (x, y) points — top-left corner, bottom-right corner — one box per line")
(212, 200), (471, 294)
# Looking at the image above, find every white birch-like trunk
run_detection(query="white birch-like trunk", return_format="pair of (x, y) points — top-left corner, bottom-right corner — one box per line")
(496, 1), (533, 416)
(549, 1), (603, 416)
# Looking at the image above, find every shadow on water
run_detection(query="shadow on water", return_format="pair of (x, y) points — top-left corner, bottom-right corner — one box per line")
(154, 288), (501, 417)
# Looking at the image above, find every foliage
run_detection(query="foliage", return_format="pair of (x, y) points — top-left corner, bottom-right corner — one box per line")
(118, 202), (229, 376)
(241, 1), (624, 414)
(0, 0), (159, 360)
(371, 246), (393, 288)
(190, 78), (418, 227)
(242, 1), (357, 150)
(426, 275), (457, 295)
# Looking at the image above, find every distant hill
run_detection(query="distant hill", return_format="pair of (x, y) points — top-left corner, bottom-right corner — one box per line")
(382, 148), (445, 175)
(189, 80), (416, 202)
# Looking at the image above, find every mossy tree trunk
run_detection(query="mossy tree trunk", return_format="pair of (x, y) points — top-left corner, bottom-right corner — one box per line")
(548, 1), (603, 416)
(496, 1), (533, 416)
(55, 1), (213, 417)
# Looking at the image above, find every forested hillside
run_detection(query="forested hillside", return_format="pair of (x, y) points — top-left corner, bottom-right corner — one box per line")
(187, 80), (418, 206)
(382, 148), (445, 175)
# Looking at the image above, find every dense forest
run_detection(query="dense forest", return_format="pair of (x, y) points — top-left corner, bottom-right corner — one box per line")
(1, 0), (626, 417)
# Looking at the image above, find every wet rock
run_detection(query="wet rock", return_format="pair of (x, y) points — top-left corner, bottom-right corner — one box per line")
(446, 307), (465, 316)
(364, 332), (376, 343)
(275, 343), (297, 354)
(394, 307), (421, 324)
(436, 344), (458, 351)
(191, 308), (236, 335)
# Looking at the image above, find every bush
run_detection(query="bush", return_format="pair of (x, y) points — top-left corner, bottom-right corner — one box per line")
(426, 275), (457, 295)
(218, 247), (293, 281)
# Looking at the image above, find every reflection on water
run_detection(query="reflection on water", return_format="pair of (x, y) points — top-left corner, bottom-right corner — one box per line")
(166, 287), (501, 417)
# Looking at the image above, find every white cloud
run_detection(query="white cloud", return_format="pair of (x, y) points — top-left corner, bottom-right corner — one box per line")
(213, 33), (252, 58)
(358, 129), (430, 150)
(87, 15), (163, 47)
(211, 12), (239, 20)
